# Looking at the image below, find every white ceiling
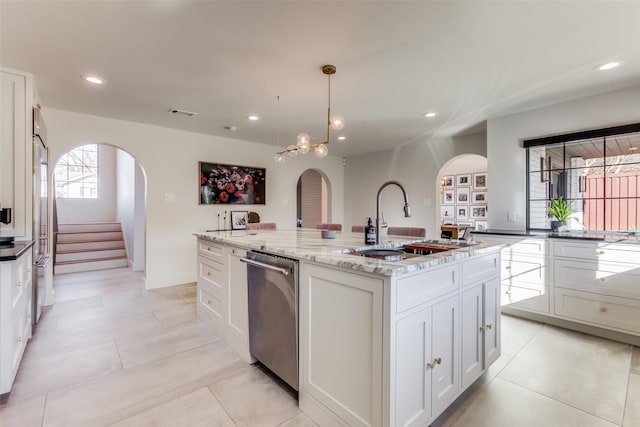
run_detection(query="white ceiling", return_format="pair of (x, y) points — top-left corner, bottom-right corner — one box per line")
(2, 1), (639, 158)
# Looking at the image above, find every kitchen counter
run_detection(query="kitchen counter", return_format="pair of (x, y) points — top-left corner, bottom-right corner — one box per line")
(193, 229), (498, 277)
(0, 240), (34, 261)
(472, 228), (640, 243)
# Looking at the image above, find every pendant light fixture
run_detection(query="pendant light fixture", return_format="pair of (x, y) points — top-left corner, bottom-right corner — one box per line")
(274, 64), (344, 163)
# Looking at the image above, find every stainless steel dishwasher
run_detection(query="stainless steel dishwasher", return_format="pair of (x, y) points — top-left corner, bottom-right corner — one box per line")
(240, 250), (299, 391)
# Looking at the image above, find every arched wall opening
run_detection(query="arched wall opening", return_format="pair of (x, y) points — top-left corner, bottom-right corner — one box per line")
(296, 168), (332, 228)
(435, 154), (488, 236)
(52, 143), (147, 277)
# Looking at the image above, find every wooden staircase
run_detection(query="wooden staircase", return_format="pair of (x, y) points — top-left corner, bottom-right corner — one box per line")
(55, 223), (129, 274)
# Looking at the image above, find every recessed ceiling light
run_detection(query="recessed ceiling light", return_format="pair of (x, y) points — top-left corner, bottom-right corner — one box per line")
(82, 75), (106, 85)
(247, 114), (260, 121)
(337, 136), (346, 141)
(596, 61), (622, 71)
(423, 112), (437, 118)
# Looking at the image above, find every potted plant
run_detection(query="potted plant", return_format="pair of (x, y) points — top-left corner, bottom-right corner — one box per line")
(547, 196), (575, 232)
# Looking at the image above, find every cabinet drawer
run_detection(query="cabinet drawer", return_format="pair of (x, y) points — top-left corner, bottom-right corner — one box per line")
(501, 284), (550, 313)
(462, 252), (499, 287)
(396, 264), (459, 313)
(554, 288), (640, 334)
(198, 257), (226, 294)
(198, 240), (225, 263)
(198, 286), (224, 323)
(554, 259), (640, 300)
(501, 254), (547, 286)
(502, 238), (548, 257)
(553, 240), (640, 265)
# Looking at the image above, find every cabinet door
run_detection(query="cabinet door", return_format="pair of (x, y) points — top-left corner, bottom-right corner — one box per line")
(395, 307), (431, 427)
(227, 247), (248, 344)
(461, 284), (483, 388)
(431, 294), (460, 416)
(483, 277), (501, 367)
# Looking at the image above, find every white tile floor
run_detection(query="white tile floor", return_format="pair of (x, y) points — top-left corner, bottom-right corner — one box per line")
(0, 267), (638, 426)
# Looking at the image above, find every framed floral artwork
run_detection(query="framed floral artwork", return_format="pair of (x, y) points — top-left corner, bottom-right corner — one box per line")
(456, 187), (470, 204)
(473, 172), (487, 189)
(471, 205), (487, 219)
(231, 211), (248, 229)
(199, 162), (266, 205)
(472, 191), (487, 203)
(456, 174), (471, 187)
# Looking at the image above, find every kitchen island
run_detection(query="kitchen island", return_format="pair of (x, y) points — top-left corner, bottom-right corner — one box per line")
(193, 229), (501, 427)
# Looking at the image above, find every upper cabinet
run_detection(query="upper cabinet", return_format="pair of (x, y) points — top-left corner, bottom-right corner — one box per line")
(0, 69), (34, 239)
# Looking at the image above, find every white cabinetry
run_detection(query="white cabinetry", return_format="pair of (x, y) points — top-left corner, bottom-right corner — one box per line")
(0, 69), (33, 240)
(473, 234), (550, 313)
(553, 240), (640, 335)
(395, 294), (460, 427)
(196, 239), (252, 362)
(461, 277), (500, 389)
(300, 263), (384, 427)
(0, 248), (33, 395)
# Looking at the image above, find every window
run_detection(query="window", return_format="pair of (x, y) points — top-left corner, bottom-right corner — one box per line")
(525, 123), (640, 232)
(55, 144), (99, 198)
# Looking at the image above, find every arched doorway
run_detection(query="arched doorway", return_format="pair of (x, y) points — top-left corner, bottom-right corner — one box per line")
(436, 154), (488, 237)
(52, 143), (147, 276)
(296, 168), (332, 228)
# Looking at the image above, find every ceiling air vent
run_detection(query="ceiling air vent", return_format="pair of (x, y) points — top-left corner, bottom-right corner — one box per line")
(168, 108), (197, 117)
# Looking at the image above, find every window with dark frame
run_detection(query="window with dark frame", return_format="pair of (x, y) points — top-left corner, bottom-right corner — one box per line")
(524, 123), (640, 232)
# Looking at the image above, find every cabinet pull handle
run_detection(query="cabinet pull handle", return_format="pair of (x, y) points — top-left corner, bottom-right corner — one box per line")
(426, 357), (442, 370)
(15, 280), (21, 287)
(480, 324), (492, 331)
(16, 337), (22, 343)
(232, 249), (236, 255)
(505, 266), (511, 270)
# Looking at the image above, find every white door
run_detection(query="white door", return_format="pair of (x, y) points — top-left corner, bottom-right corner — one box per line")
(431, 294), (460, 415)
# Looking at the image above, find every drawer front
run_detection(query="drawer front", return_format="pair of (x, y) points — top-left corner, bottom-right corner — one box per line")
(462, 252), (499, 287)
(554, 259), (640, 300)
(198, 240), (226, 263)
(501, 284), (550, 313)
(553, 240), (640, 265)
(502, 238), (548, 257)
(502, 254), (547, 286)
(554, 288), (640, 334)
(396, 264), (459, 313)
(198, 286), (225, 323)
(198, 257), (227, 294)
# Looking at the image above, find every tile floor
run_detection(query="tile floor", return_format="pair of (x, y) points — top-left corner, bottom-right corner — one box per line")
(0, 267), (638, 426)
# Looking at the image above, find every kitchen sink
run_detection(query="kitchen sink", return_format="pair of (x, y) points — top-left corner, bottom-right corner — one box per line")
(346, 241), (473, 261)
(349, 249), (408, 261)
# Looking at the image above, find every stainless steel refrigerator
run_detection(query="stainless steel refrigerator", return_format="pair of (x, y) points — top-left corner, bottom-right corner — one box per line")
(32, 105), (50, 329)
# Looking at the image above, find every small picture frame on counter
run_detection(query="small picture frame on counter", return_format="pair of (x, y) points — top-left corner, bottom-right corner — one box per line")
(231, 211), (248, 229)
(475, 220), (488, 231)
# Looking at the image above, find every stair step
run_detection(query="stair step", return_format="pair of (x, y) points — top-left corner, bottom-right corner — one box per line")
(54, 257), (129, 274)
(56, 248), (127, 263)
(57, 231), (123, 243)
(58, 222), (122, 233)
(56, 240), (126, 252)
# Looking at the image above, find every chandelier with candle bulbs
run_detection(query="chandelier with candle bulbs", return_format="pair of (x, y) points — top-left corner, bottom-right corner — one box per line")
(274, 65), (344, 163)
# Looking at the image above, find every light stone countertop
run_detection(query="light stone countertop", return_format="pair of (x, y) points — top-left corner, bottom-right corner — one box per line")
(194, 228), (501, 277)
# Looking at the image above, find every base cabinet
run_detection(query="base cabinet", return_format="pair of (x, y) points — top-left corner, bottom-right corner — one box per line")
(395, 294), (460, 427)
(461, 277), (500, 388)
(0, 249), (33, 395)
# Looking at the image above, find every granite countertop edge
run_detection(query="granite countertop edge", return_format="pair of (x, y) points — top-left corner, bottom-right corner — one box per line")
(194, 230), (501, 277)
(0, 240), (35, 262)
(471, 229), (640, 243)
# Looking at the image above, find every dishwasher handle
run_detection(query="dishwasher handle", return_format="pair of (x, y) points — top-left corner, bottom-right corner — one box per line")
(240, 257), (291, 276)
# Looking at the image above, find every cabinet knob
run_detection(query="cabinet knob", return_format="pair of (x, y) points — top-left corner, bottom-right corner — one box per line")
(16, 337), (22, 343)
(232, 249), (236, 255)
(600, 307), (607, 313)
(505, 266), (511, 270)
(480, 324), (492, 331)
(505, 290), (512, 295)
(597, 250), (605, 255)
(599, 277), (606, 282)
(15, 280), (22, 287)
(505, 243), (511, 247)
(426, 357), (442, 369)
(207, 299), (212, 305)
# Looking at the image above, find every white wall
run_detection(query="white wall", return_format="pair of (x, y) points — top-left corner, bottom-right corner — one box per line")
(56, 144), (118, 223)
(344, 132), (486, 239)
(133, 162), (145, 271)
(44, 108), (344, 289)
(487, 84), (640, 230)
(116, 149), (146, 271)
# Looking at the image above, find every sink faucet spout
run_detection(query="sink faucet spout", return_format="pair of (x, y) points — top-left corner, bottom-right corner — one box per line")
(376, 180), (411, 244)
